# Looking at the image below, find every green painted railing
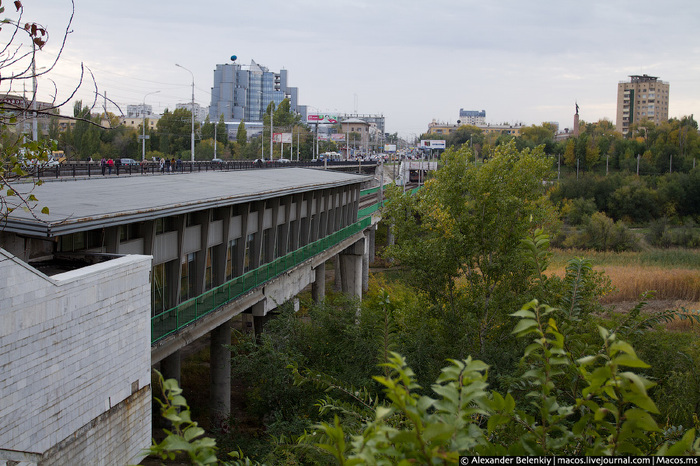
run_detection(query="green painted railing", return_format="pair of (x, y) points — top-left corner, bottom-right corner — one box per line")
(360, 186), (381, 196)
(151, 214), (374, 344)
(358, 201), (385, 218)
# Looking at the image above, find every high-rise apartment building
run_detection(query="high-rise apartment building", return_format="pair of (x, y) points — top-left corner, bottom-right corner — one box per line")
(126, 104), (154, 118)
(176, 102), (208, 123)
(459, 109), (486, 126)
(209, 60), (306, 125)
(615, 75), (669, 134)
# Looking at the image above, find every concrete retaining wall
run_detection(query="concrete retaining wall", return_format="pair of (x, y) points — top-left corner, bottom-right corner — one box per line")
(0, 249), (152, 465)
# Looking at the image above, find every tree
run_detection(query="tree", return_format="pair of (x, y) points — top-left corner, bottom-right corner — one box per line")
(216, 114), (227, 147)
(445, 125), (484, 151)
(272, 98), (299, 128)
(236, 119), (247, 147)
(196, 138), (225, 161)
(306, 304), (700, 461)
(156, 107), (199, 158)
(384, 141), (556, 357)
(520, 122), (557, 148)
(200, 115), (214, 141)
(0, 0), (80, 225)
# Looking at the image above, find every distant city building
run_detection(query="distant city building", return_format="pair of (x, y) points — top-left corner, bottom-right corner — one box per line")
(427, 120), (459, 135)
(338, 114), (385, 135)
(459, 109), (486, 126)
(0, 94), (58, 136)
(120, 115), (160, 131)
(615, 74), (670, 134)
(476, 123), (523, 136)
(340, 118), (384, 155)
(176, 102), (208, 123)
(126, 104), (154, 118)
(427, 120), (523, 137)
(209, 60), (307, 126)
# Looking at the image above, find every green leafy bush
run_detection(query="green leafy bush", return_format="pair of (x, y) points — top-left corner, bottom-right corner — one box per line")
(304, 302), (700, 462)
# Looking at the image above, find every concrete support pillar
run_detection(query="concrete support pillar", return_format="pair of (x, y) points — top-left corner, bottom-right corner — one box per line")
(340, 238), (364, 299)
(368, 226), (376, 263)
(312, 262), (326, 303)
(333, 255), (342, 291)
(104, 226), (120, 254)
(161, 350), (181, 386)
(387, 224), (395, 247)
(210, 320), (231, 423)
(362, 231), (370, 292)
(252, 301), (266, 344)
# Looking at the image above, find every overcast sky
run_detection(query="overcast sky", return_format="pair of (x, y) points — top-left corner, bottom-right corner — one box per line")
(9, 0), (700, 138)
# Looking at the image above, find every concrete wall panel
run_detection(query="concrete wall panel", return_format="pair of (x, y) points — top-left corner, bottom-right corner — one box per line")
(229, 215), (242, 240)
(208, 219), (224, 246)
(0, 249), (152, 465)
(119, 238), (144, 255)
(153, 231), (178, 264)
(183, 225), (202, 255)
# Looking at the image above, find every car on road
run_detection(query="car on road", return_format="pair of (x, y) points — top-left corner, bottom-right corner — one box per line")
(211, 158), (223, 163)
(120, 158), (138, 166)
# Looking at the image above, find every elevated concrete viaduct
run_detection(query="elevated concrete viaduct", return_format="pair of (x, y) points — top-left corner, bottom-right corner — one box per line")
(1, 166), (384, 463)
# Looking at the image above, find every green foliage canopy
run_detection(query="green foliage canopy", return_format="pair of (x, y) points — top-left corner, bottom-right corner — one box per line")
(384, 141), (556, 353)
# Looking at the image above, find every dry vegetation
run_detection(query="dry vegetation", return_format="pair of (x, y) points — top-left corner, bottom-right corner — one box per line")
(547, 248), (700, 333)
(598, 266), (700, 303)
(546, 263), (700, 304)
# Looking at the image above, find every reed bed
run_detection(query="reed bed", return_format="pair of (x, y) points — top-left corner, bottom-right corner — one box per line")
(546, 264), (700, 304)
(550, 248), (700, 270)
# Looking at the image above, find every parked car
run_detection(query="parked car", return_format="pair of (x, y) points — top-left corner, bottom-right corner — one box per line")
(120, 158), (138, 166)
(47, 152), (66, 166)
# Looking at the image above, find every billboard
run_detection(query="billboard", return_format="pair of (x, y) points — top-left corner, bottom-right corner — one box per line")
(307, 114), (339, 124)
(330, 134), (346, 141)
(273, 133), (292, 143)
(384, 144), (397, 153)
(420, 140), (446, 149)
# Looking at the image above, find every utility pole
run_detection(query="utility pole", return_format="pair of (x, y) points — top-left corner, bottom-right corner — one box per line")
(31, 42), (38, 141)
(558, 153), (561, 182)
(270, 102), (274, 162)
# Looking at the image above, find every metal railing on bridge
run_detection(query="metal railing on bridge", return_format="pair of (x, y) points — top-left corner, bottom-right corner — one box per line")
(28, 159), (378, 180)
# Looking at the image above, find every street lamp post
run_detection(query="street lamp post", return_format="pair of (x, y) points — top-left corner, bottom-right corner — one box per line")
(141, 91), (160, 161)
(175, 63), (196, 161)
(270, 102), (275, 162)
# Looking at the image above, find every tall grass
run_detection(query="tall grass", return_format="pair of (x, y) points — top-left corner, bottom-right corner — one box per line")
(597, 266), (700, 303)
(549, 248), (700, 305)
(550, 248), (700, 269)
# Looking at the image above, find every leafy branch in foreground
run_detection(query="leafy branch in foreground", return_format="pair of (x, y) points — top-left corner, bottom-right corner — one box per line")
(304, 300), (700, 462)
(141, 371), (261, 466)
(143, 371), (218, 465)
